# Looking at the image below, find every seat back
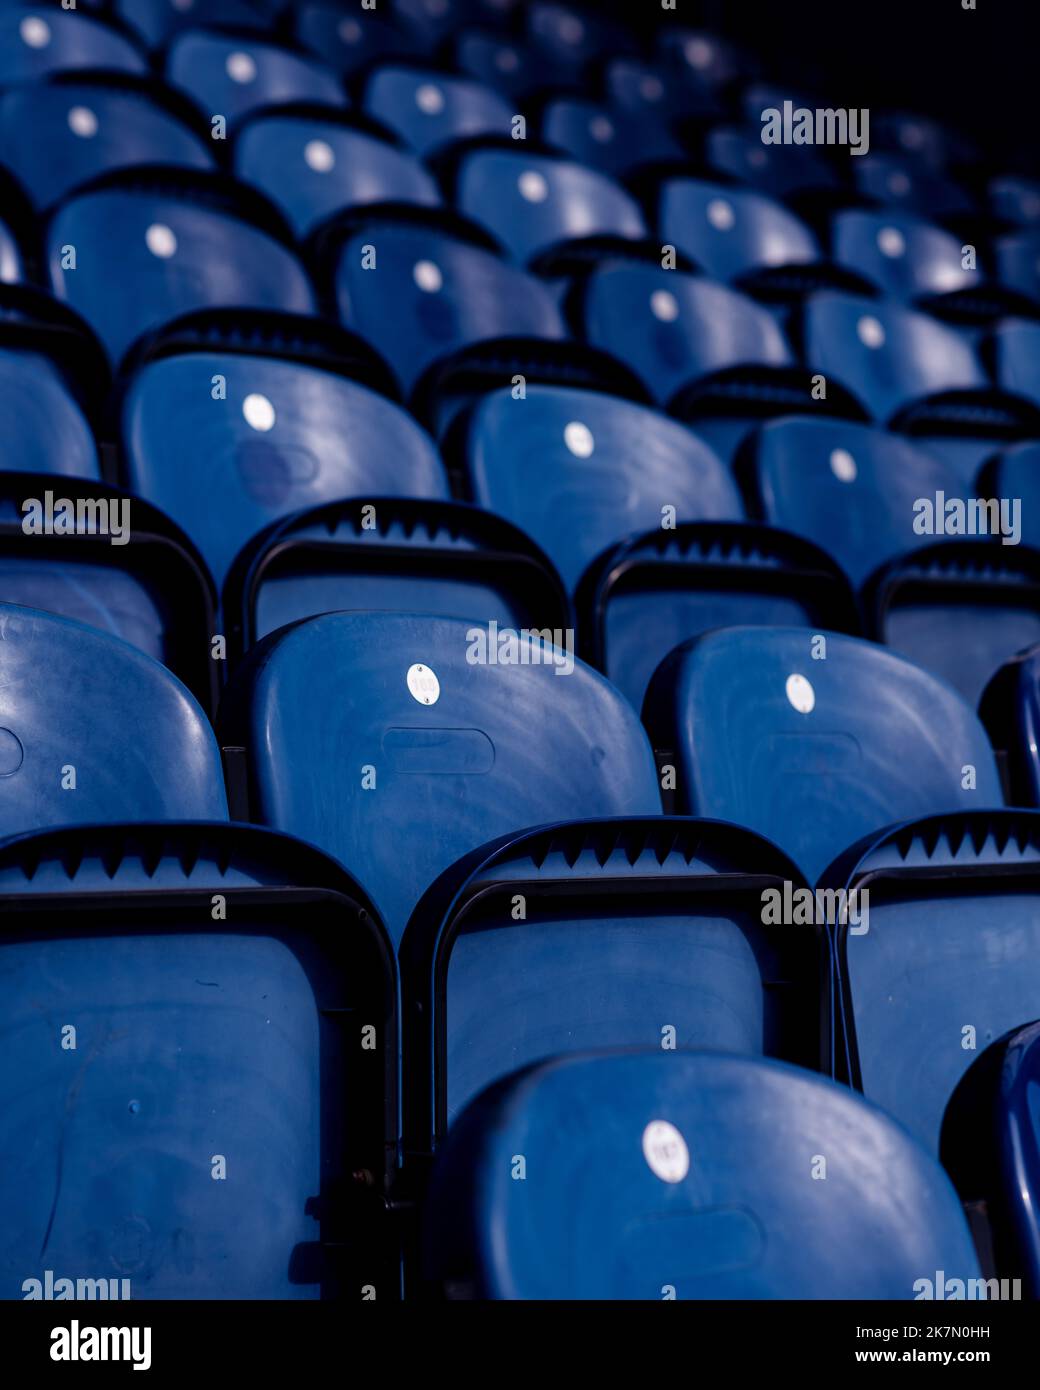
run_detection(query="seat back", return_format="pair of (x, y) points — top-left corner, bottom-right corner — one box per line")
(166, 30), (346, 127)
(463, 386), (741, 593)
(48, 185), (315, 364)
(400, 818), (824, 1152)
(422, 1050), (980, 1299)
(363, 65), (512, 156)
(643, 626), (1002, 881)
(660, 178), (820, 281)
(830, 812), (1040, 1153)
(221, 611), (661, 943)
(456, 150), (647, 264)
(0, 822), (395, 1299)
(0, 603), (227, 836)
(122, 346), (448, 589)
(0, 6), (146, 85)
(749, 416), (963, 586)
(0, 80), (213, 211)
(831, 210), (980, 300)
(235, 115), (440, 238)
(334, 225), (566, 393)
(804, 291), (988, 420)
(582, 264), (794, 405)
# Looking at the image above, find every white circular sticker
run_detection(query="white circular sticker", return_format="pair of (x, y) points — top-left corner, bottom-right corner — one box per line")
(642, 1120), (689, 1183)
(829, 448), (857, 483)
(407, 663), (440, 705)
(242, 393), (276, 432)
(563, 421), (594, 457)
(786, 673), (816, 714)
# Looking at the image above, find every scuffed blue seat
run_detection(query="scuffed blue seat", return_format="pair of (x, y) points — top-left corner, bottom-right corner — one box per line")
(166, 29), (346, 128)
(825, 811), (1040, 1154)
(47, 174), (315, 364)
(422, 1050), (980, 1298)
(643, 626), (1003, 883)
(0, 79), (214, 212)
(990, 319), (1040, 406)
(120, 310), (447, 591)
(0, 602), (227, 837)
(0, 6), (146, 85)
(455, 150), (648, 268)
(220, 611), (662, 944)
(0, 349), (99, 479)
(362, 65), (512, 158)
(461, 385), (741, 594)
(0, 820), (396, 1299)
(399, 819), (823, 1157)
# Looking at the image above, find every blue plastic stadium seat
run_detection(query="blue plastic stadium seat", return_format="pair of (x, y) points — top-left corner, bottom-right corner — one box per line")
(706, 125), (840, 200)
(990, 175), (1040, 228)
(542, 98), (683, 178)
(942, 1018), (1040, 1297)
(166, 30), (346, 128)
(0, 603), (227, 838)
(0, 821), (396, 1299)
(582, 264), (795, 408)
(225, 496), (569, 660)
(659, 178), (822, 283)
(115, 0), (269, 49)
(643, 626), (1003, 883)
(0, 6), (146, 85)
(455, 150), (647, 267)
(995, 230), (1040, 303)
(851, 152), (974, 218)
(578, 523), (858, 712)
(825, 811), (1040, 1154)
(831, 210), (980, 303)
(748, 417), (965, 588)
(604, 58), (683, 124)
(235, 114), (440, 239)
(422, 1050), (980, 1299)
(461, 385), (741, 594)
(121, 315), (448, 591)
(47, 178), (315, 365)
(331, 223), (566, 396)
(0, 80), (214, 212)
(399, 820), (823, 1157)
(220, 611), (662, 944)
(296, 3), (418, 74)
(0, 348), (99, 478)
(362, 65), (512, 158)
